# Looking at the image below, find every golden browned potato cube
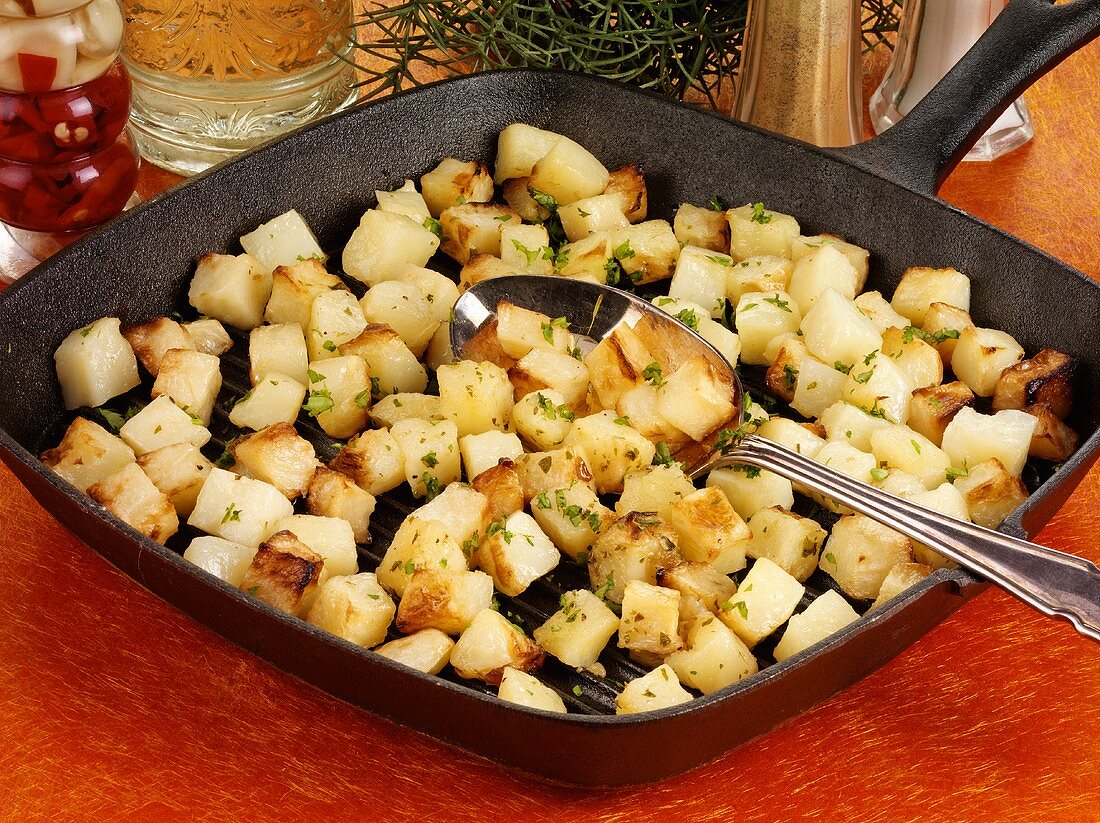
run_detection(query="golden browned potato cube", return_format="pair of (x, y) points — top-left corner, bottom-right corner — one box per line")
(617, 580), (682, 657)
(420, 157), (495, 217)
(614, 384), (692, 451)
(727, 203), (800, 261)
(509, 349), (590, 408)
(564, 412), (655, 495)
(330, 428), (405, 496)
(376, 516), (467, 597)
(765, 337), (806, 403)
(791, 234), (870, 285)
(498, 222), (553, 275)
(375, 629), (455, 674)
(459, 253), (520, 289)
(369, 392), (443, 429)
(396, 568), (495, 635)
(231, 422), (318, 500)
(869, 425), (952, 491)
(188, 468), (294, 547)
(664, 486), (750, 574)
(437, 359), (514, 436)
(54, 317), (141, 410)
(151, 348), (222, 426)
(533, 589), (619, 669)
(342, 210), (440, 287)
(1025, 403), (1078, 461)
(558, 193), (629, 243)
(716, 557), (804, 648)
(952, 326), (1025, 397)
(495, 300), (575, 360)
(500, 177), (547, 222)
(439, 202), (518, 264)
(674, 203), (729, 252)
(615, 664), (692, 714)
(528, 139), (610, 205)
(772, 589), (860, 662)
(450, 609), (544, 684)
(306, 466), (376, 543)
(375, 179), (430, 224)
(611, 220), (680, 285)
(229, 373), (306, 432)
(952, 458), (1029, 529)
(183, 317), (233, 357)
(249, 322), (308, 386)
(604, 164), (648, 223)
(869, 561), (933, 610)
(745, 506), (827, 582)
(655, 558), (737, 615)
(529, 482), (610, 560)
(123, 317), (195, 376)
(183, 536), (257, 587)
(41, 417), (135, 493)
(556, 232), (613, 284)
(820, 515), (914, 600)
(390, 417), (462, 498)
(304, 355), (371, 439)
(666, 612), (758, 694)
(656, 357), (737, 441)
(339, 324), (427, 396)
(853, 291), (909, 334)
(616, 463), (695, 518)
(515, 446), (595, 501)
(992, 348), (1077, 419)
(920, 301), (975, 366)
(264, 258), (342, 329)
(188, 252), (271, 330)
(880, 326), (943, 390)
(240, 530), (325, 617)
(459, 430), (524, 480)
(941, 406), (1037, 478)
(274, 513), (358, 577)
(477, 511), (560, 597)
(88, 462), (178, 544)
(413, 482), (491, 552)
(136, 442), (212, 516)
(307, 572), (395, 648)
(584, 325), (653, 409)
(498, 667), (568, 713)
(589, 512), (682, 603)
(908, 381), (975, 446)
(472, 459), (525, 521)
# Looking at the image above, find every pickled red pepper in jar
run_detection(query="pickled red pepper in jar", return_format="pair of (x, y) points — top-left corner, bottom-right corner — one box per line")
(0, 0), (139, 234)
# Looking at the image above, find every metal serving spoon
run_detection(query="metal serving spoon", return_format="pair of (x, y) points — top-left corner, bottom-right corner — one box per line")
(452, 275), (1100, 642)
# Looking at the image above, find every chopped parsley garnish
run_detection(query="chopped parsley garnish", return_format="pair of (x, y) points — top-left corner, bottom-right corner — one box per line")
(945, 465), (970, 481)
(354, 388), (372, 408)
(709, 196), (726, 211)
(512, 239), (540, 266)
(541, 316), (570, 343)
(530, 189), (558, 212)
(302, 387), (334, 417)
(870, 467), (890, 482)
(322, 340), (337, 352)
(423, 217), (442, 236)
(750, 202), (771, 224)
(902, 325), (960, 346)
(676, 308), (700, 330)
(782, 363), (798, 391)
(613, 239), (635, 261)
(642, 362), (665, 387)
(422, 472), (440, 501)
(763, 294), (792, 312)
(733, 464), (762, 479)
(834, 361), (853, 375)
(652, 441), (677, 467)
(535, 491), (552, 510)
(824, 552), (837, 566)
(705, 254), (732, 267)
(852, 370), (873, 384)
(613, 415), (631, 426)
(421, 451), (438, 468)
(221, 504), (242, 524)
(307, 369), (325, 384)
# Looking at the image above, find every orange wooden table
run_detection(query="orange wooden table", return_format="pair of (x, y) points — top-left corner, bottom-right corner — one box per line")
(1, 41), (1099, 823)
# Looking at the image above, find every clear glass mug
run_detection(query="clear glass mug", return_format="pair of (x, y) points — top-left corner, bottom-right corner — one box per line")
(120, 0), (358, 176)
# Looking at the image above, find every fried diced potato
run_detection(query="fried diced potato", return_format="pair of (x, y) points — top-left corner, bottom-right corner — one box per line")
(611, 220), (680, 285)
(340, 324), (428, 395)
(869, 425), (952, 490)
(459, 430), (523, 479)
(390, 417), (461, 498)
(500, 177), (547, 222)
(907, 381), (975, 446)
(617, 580), (681, 657)
(240, 530), (324, 617)
(564, 412), (655, 495)
(396, 569), (495, 635)
(439, 202), (517, 264)
(188, 468), (294, 547)
(306, 289), (366, 362)
(941, 406), (1037, 478)
(477, 511), (560, 596)
(183, 536), (257, 587)
(664, 487), (750, 574)
(342, 209), (440, 286)
(509, 348), (590, 408)
(722, 255), (791, 303)
(150, 349), (221, 426)
(264, 258), (342, 328)
(727, 203), (799, 260)
(307, 573), (395, 648)
(239, 209), (324, 275)
(369, 392), (442, 429)
(674, 203), (729, 252)
(375, 629), (454, 674)
(820, 515), (913, 600)
(790, 355), (848, 420)
(952, 458), (1028, 529)
(511, 389), (575, 451)
(773, 589), (859, 662)
(396, 265), (459, 325)
(791, 234), (869, 286)
(788, 245), (860, 314)
(306, 467), (375, 543)
(614, 384), (691, 450)
(88, 462), (178, 544)
(952, 326), (1025, 397)
(764, 338), (805, 403)
(604, 164), (648, 223)
(359, 280), (438, 357)
(421, 157), (494, 216)
(274, 513), (357, 577)
(41, 417), (134, 493)
(589, 512), (681, 603)
(375, 179), (431, 224)
(801, 288), (882, 371)
(451, 609), (544, 684)
(183, 318), (234, 357)
(496, 301), (574, 360)
(811, 441), (877, 512)
(437, 360), (513, 436)
(716, 557), (804, 647)
(870, 561), (933, 610)
(248, 324), (307, 387)
(136, 442), (211, 516)
(617, 463), (695, 517)
(745, 506), (827, 582)
(425, 321), (455, 373)
(707, 466), (793, 521)
(583, 325), (652, 409)
(818, 401), (893, 451)
(494, 123), (560, 183)
(534, 589), (620, 669)
(528, 138), (610, 205)
(666, 613), (758, 693)
(655, 559), (736, 615)
(920, 301), (974, 366)
(376, 516), (467, 597)
(55, 317), (141, 410)
(853, 291), (909, 334)
(735, 290), (801, 366)
(656, 357), (736, 442)
(1025, 403), (1078, 461)
(496, 223), (552, 275)
(842, 352), (915, 424)
(880, 326), (942, 389)
(992, 348), (1077, 419)
(615, 664), (692, 714)
(119, 395), (211, 455)
(558, 193), (629, 242)
(499, 668), (567, 713)
(556, 231), (612, 283)
(330, 429), (405, 496)
(123, 317), (194, 376)
(414, 483), (491, 553)
(188, 252), (271, 330)
(515, 446), (594, 499)
(459, 253), (520, 288)
(891, 267), (970, 325)
(528, 480), (608, 558)
(472, 459), (525, 521)
(669, 246), (731, 318)
(755, 416), (826, 458)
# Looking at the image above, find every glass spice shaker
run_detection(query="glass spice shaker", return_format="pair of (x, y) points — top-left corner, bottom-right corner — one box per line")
(0, 0), (140, 266)
(733, 0), (863, 148)
(869, 0), (1033, 161)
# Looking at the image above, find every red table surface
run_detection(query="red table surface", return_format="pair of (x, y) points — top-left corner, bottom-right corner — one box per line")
(0, 39), (1098, 823)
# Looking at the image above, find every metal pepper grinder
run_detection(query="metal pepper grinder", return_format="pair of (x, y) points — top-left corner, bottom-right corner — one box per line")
(733, 0), (863, 147)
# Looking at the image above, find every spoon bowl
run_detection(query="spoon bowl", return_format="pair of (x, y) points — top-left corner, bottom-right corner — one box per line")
(453, 275), (1100, 643)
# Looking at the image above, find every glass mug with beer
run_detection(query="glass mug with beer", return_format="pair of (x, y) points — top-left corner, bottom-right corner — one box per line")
(121, 0), (357, 176)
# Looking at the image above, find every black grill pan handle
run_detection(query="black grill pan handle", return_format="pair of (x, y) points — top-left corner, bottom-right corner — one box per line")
(838, 0), (1100, 195)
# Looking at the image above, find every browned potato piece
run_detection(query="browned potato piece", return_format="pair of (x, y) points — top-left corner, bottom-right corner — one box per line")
(456, 318), (515, 371)
(501, 177), (549, 223)
(122, 317), (195, 376)
(514, 446), (595, 501)
(908, 381), (975, 446)
(330, 428), (405, 497)
(1025, 403), (1079, 461)
(584, 325), (653, 409)
(306, 466), (377, 543)
(87, 462), (178, 544)
(439, 203), (518, 264)
(921, 302), (974, 366)
(655, 558), (737, 615)
(396, 569), (495, 636)
(471, 458), (525, 520)
(603, 164), (648, 223)
(420, 158), (494, 217)
(673, 203), (729, 253)
(459, 254), (519, 290)
(588, 512), (682, 603)
(952, 458), (1028, 529)
(992, 349), (1077, 419)
(232, 423), (318, 500)
(240, 530), (325, 617)
(765, 338), (804, 403)
(41, 416), (135, 493)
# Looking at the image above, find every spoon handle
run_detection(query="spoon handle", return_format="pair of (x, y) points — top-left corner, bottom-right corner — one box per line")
(710, 435), (1100, 642)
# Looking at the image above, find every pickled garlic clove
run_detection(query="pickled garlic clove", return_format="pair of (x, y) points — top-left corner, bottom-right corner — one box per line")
(76, 0), (123, 59)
